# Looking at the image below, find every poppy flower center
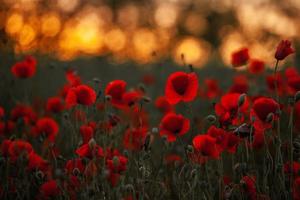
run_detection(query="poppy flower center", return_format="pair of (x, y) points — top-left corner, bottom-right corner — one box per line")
(171, 75), (189, 95)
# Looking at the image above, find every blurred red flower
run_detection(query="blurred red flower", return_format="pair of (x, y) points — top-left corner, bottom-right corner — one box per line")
(229, 75), (249, 94)
(248, 59), (265, 74)
(105, 80), (127, 108)
(165, 71), (198, 105)
(241, 176), (257, 200)
(159, 113), (190, 142)
(123, 127), (148, 151)
(65, 158), (86, 175)
(8, 140), (33, 162)
(80, 124), (94, 144)
(11, 56), (37, 78)
(250, 97), (279, 130)
(65, 84), (96, 107)
(34, 117), (59, 142)
(10, 104), (37, 125)
(46, 97), (65, 113)
(275, 40), (295, 61)
(155, 96), (174, 114)
(39, 180), (61, 199)
(192, 134), (220, 163)
(75, 142), (104, 159)
(231, 48), (249, 67)
(293, 177), (300, 200)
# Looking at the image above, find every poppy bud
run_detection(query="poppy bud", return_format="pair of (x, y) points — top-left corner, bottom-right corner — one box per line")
(152, 127), (159, 134)
(88, 138), (96, 149)
(205, 115), (216, 123)
(73, 168), (80, 176)
(35, 170), (44, 180)
(294, 91), (300, 103)
(238, 93), (247, 107)
(93, 78), (100, 83)
(112, 156), (119, 167)
(105, 95), (112, 102)
(266, 113), (274, 123)
(142, 96), (152, 103)
(274, 40), (295, 61)
(186, 145), (194, 153)
(138, 83), (146, 93)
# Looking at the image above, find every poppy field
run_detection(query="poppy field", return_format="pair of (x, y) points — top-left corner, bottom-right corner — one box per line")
(0, 38), (300, 200)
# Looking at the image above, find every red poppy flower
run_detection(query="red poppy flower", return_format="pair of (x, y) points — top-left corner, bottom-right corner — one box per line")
(105, 149), (128, 186)
(285, 67), (299, 78)
(142, 74), (155, 85)
(34, 117), (59, 142)
(266, 73), (285, 95)
(75, 142), (104, 159)
(105, 80), (127, 108)
(192, 134), (220, 163)
(229, 75), (249, 94)
(39, 180), (61, 198)
(123, 127), (148, 151)
(215, 93), (249, 126)
(65, 69), (82, 87)
(80, 124), (94, 144)
(241, 176), (257, 200)
(287, 75), (300, 95)
(206, 125), (228, 152)
(165, 71), (198, 105)
(10, 104), (37, 125)
(200, 78), (221, 99)
(27, 152), (48, 172)
(231, 48), (249, 67)
(155, 96), (174, 114)
(226, 133), (240, 153)
(250, 97), (279, 130)
(8, 140), (33, 162)
(248, 59), (265, 74)
(65, 158), (85, 175)
(65, 84), (96, 107)
(122, 90), (142, 107)
(11, 56), (37, 78)
(46, 97), (65, 113)
(159, 113), (190, 142)
(275, 40), (295, 61)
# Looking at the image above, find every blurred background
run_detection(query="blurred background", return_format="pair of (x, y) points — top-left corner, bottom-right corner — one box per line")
(0, 0), (299, 67)
(0, 0), (299, 108)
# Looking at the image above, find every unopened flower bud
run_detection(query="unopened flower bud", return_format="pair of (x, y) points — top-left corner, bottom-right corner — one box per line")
(294, 91), (300, 103)
(186, 145), (194, 154)
(112, 156), (119, 167)
(266, 113), (274, 123)
(238, 93), (247, 107)
(88, 138), (96, 149)
(205, 115), (216, 123)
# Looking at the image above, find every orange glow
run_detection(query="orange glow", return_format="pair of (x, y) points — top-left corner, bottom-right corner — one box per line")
(132, 29), (157, 63)
(5, 13), (24, 35)
(56, 0), (79, 13)
(104, 28), (127, 52)
(41, 13), (61, 37)
(18, 24), (36, 46)
(174, 37), (211, 68)
(154, 3), (178, 28)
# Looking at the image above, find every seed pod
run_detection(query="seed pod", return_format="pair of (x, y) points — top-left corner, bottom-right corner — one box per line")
(265, 113), (274, 123)
(238, 93), (247, 107)
(105, 95), (112, 102)
(205, 115), (216, 123)
(142, 96), (152, 103)
(186, 145), (194, 154)
(88, 138), (96, 149)
(93, 78), (100, 84)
